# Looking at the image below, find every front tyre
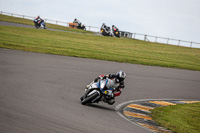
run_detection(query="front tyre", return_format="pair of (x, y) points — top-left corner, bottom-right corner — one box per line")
(35, 24), (40, 29)
(81, 92), (99, 105)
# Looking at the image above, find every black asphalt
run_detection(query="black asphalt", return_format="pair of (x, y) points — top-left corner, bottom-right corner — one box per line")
(0, 48), (200, 133)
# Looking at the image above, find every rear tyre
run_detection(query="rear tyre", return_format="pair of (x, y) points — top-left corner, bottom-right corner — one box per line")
(81, 92), (99, 105)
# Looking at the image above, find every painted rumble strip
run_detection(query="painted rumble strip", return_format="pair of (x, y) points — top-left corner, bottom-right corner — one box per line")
(115, 99), (200, 133)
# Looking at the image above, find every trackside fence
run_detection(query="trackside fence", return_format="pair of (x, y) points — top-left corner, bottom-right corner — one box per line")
(131, 33), (200, 48)
(1, 11), (200, 48)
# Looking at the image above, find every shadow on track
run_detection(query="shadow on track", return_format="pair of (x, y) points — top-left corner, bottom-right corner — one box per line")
(85, 103), (115, 112)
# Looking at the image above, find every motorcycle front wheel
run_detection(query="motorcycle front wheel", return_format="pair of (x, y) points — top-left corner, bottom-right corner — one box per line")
(81, 92), (99, 105)
(35, 23), (40, 29)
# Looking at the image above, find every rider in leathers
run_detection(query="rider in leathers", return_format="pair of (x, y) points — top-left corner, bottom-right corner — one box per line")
(73, 18), (81, 25)
(112, 25), (119, 32)
(101, 23), (106, 31)
(101, 23), (111, 36)
(86, 70), (126, 105)
(33, 16), (46, 29)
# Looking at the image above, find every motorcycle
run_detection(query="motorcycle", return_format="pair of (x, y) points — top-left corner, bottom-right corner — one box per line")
(33, 18), (46, 29)
(113, 28), (120, 38)
(77, 23), (86, 30)
(101, 27), (112, 36)
(80, 78), (116, 105)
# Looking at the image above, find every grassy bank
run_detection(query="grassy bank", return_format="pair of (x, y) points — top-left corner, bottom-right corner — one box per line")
(0, 25), (200, 71)
(151, 102), (200, 133)
(0, 14), (92, 34)
(1, 14), (200, 71)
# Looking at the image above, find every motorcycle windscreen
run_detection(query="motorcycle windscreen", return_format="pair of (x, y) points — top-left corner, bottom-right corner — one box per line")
(100, 80), (107, 90)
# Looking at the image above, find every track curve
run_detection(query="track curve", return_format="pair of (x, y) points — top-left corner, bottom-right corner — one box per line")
(0, 49), (200, 133)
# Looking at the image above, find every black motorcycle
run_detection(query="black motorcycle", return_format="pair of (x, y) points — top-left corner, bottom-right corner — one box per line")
(33, 19), (46, 29)
(113, 28), (120, 38)
(77, 23), (86, 30)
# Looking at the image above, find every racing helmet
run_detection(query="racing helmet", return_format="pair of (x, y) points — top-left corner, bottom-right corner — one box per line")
(115, 70), (126, 83)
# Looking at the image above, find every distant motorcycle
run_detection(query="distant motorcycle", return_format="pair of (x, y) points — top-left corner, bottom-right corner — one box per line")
(101, 26), (112, 36)
(113, 28), (120, 38)
(112, 25), (120, 37)
(77, 23), (86, 30)
(73, 18), (86, 30)
(33, 18), (46, 29)
(80, 78), (118, 105)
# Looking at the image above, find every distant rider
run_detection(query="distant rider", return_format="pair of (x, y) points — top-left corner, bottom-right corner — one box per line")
(86, 70), (126, 105)
(73, 18), (81, 26)
(101, 23), (106, 30)
(112, 25), (119, 32)
(33, 16), (46, 29)
(101, 23), (111, 36)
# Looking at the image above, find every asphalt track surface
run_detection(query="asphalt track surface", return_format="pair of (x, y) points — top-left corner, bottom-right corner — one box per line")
(0, 22), (200, 133)
(1, 49), (200, 133)
(0, 21), (100, 35)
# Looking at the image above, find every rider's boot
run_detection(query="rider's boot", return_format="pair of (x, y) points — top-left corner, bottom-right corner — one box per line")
(107, 98), (115, 105)
(104, 90), (115, 105)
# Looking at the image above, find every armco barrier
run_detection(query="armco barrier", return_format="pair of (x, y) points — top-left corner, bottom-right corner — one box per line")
(1, 11), (200, 48)
(132, 32), (200, 48)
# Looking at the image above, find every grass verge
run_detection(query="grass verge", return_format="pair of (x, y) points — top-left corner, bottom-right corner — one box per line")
(151, 102), (200, 133)
(1, 13), (200, 71)
(0, 25), (200, 71)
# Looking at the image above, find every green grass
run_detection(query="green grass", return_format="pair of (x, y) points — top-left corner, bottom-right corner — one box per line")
(0, 14), (92, 34)
(151, 102), (200, 133)
(0, 14), (200, 71)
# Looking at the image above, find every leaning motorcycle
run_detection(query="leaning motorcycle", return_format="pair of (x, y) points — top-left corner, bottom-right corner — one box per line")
(77, 23), (86, 30)
(33, 19), (46, 29)
(101, 27), (112, 36)
(80, 79), (115, 105)
(113, 29), (120, 38)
